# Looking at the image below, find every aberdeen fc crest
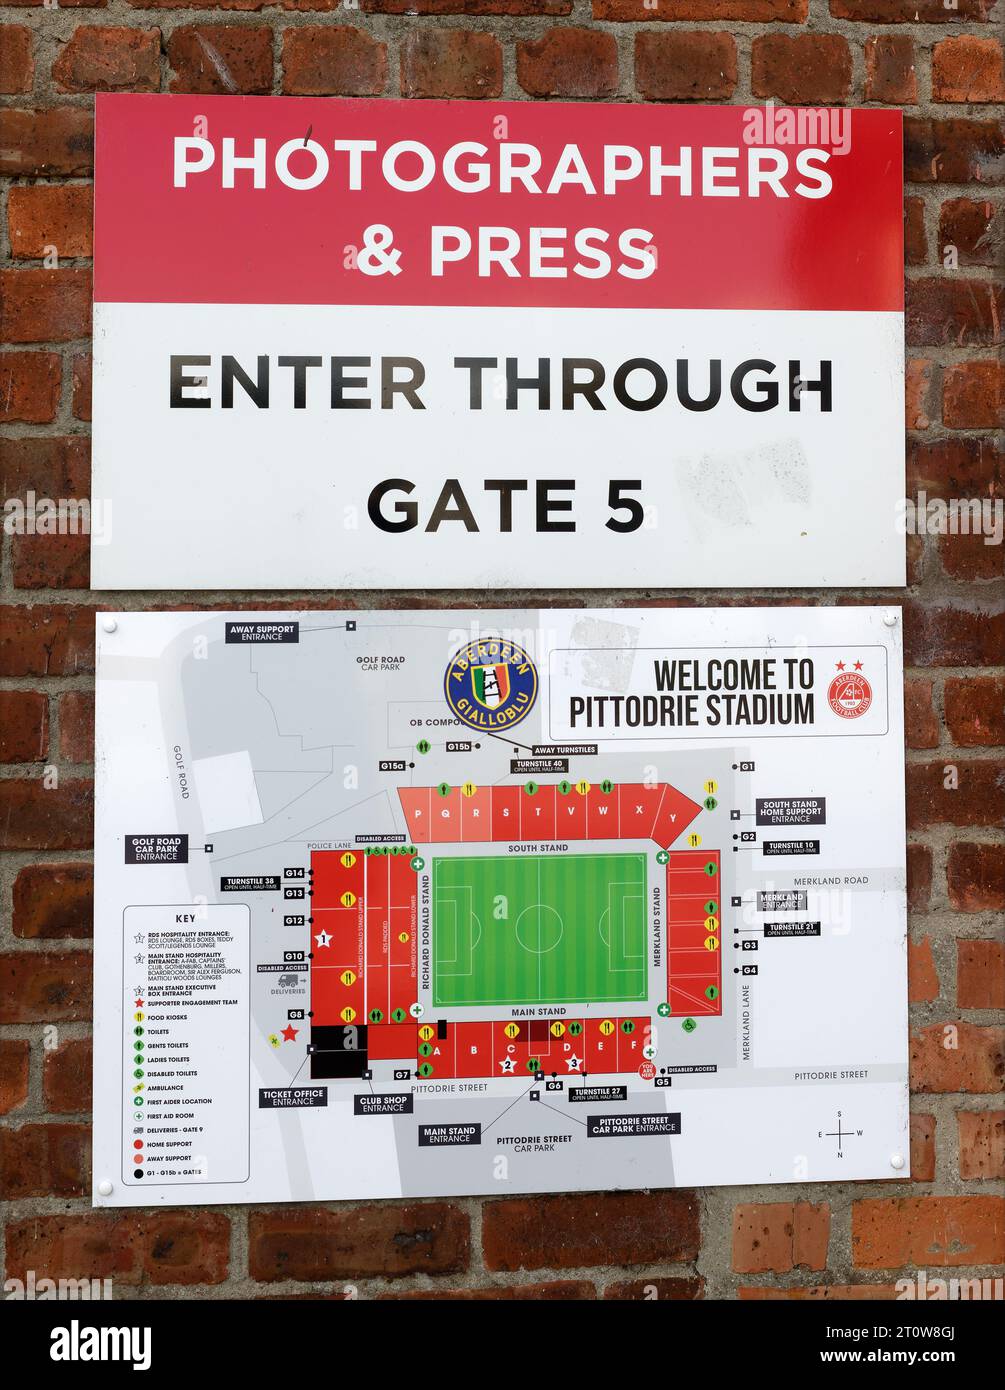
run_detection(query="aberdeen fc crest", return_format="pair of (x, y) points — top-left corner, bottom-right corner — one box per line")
(827, 660), (873, 720)
(445, 638), (538, 731)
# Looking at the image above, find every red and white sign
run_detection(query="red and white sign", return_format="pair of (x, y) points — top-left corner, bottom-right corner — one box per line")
(91, 95), (904, 590)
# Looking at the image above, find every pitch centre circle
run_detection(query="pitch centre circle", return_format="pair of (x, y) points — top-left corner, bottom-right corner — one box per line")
(515, 903), (564, 954)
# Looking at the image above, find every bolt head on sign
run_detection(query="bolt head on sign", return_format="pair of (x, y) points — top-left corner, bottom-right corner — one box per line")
(89, 96), (904, 591)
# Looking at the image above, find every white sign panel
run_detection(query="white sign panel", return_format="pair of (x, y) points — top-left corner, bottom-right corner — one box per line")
(92, 96), (904, 589)
(93, 606), (908, 1206)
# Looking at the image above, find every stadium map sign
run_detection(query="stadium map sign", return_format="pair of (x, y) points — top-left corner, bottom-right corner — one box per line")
(91, 95), (903, 590)
(92, 606), (909, 1206)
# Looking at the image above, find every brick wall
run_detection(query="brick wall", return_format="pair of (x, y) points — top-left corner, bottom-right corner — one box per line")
(1, 0), (1002, 1300)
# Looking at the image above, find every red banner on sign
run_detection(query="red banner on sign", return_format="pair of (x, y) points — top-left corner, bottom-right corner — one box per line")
(94, 95), (902, 313)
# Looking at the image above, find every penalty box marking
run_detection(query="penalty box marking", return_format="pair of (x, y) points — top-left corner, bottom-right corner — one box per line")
(431, 851), (648, 1005)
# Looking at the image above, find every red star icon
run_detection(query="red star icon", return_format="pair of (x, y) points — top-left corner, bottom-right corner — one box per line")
(835, 661), (845, 671)
(854, 661), (863, 670)
(135, 999), (144, 1008)
(281, 1024), (299, 1042)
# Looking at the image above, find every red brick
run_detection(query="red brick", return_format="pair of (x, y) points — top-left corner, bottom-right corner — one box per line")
(281, 26), (386, 96)
(957, 1110), (1005, 1180)
(910, 1020), (1003, 1094)
(53, 25), (160, 93)
(936, 529), (995, 588)
(0, 1122), (89, 1198)
(381, 1280), (595, 1300)
(44, 1038), (92, 1112)
(168, 25), (273, 94)
(401, 29), (501, 99)
(909, 936), (939, 1004)
(907, 843), (932, 912)
(12, 862), (93, 940)
(7, 184), (93, 261)
(907, 436), (1003, 501)
(832, 0), (992, 18)
(732, 1201), (829, 1274)
(635, 32), (736, 102)
(947, 842), (1005, 912)
(852, 1195), (1005, 1268)
(913, 460), (999, 545)
(0, 690), (48, 763)
(943, 360), (1004, 429)
(751, 34), (852, 104)
(0, 605), (97, 677)
(0, 950), (93, 1024)
(58, 690), (95, 763)
(2, 434), (93, 500)
(363, 0), (570, 11)
(905, 359), (934, 429)
(72, 352), (92, 420)
(4, 1212), (231, 1286)
(740, 1283), (901, 1299)
(957, 940), (1005, 1010)
(906, 277), (1003, 349)
(0, 779), (93, 851)
(249, 1203), (469, 1280)
(906, 531), (925, 586)
(517, 26), (618, 99)
(937, 529), (1004, 583)
(945, 676), (1005, 747)
(10, 528), (90, 589)
(910, 1113), (936, 1183)
(12, 532), (91, 589)
(934, 522), (1005, 583)
(0, 107), (94, 177)
(906, 760), (1005, 830)
(483, 1190), (699, 1271)
(904, 678), (939, 749)
(0, 1039), (30, 1115)
(0, 268), (92, 343)
(903, 197), (927, 267)
(0, 25), (33, 94)
(595, 0), (806, 17)
(935, 521), (1003, 582)
(939, 198), (1003, 271)
(0, 432), (92, 499)
(903, 599), (1005, 668)
(0, 350), (61, 422)
(933, 37), (1005, 104)
(864, 34), (916, 104)
(904, 117), (1004, 186)
(604, 1276), (704, 1299)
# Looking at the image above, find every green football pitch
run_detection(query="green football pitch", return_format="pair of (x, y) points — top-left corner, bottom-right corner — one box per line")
(432, 853), (648, 1008)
